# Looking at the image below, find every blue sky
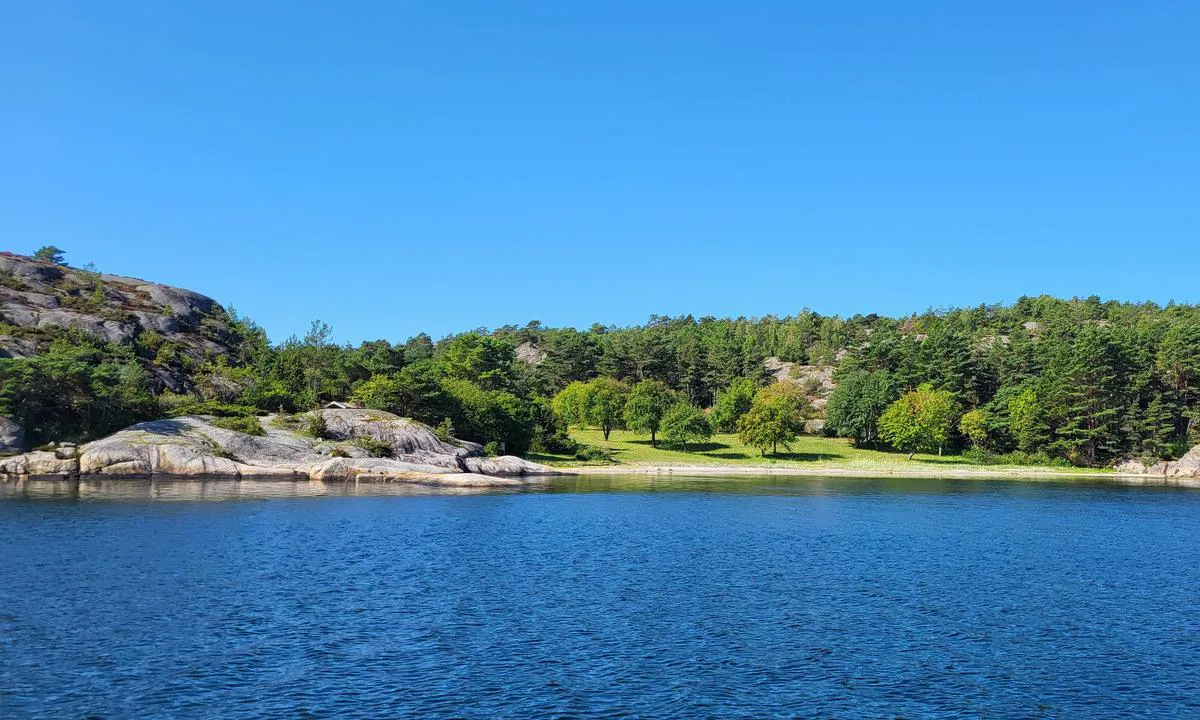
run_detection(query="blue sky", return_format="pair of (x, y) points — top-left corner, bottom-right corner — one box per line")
(2, 2), (1197, 343)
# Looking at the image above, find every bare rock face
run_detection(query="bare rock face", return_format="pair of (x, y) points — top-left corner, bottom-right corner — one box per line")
(1133, 445), (1200, 479)
(312, 409), (553, 476)
(0, 451), (77, 478)
(516, 341), (546, 365)
(0, 252), (241, 391)
(764, 357), (837, 411)
(0, 417), (25, 454)
(315, 409), (476, 470)
(2, 409), (556, 487)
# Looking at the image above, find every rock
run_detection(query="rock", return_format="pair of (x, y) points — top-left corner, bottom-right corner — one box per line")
(0, 252), (241, 392)
(3, 409), (556, 487)
(0, 335), (39, 358)
(462, 455), (558, 476)
(0, 416), (25, 454)
(1113, 458), (1148, 475)
(0, 255), (64, 284)
(804, 418), (827, 435)
(764, 357), (837, 411)
(137, 284), (216, 326)
(80, 427), (243, 478)
(314, 409), (479, 470)
(0, 451), (77, 478)
(1171, 445), (1200, 477)
(516, 341), (546, 365)
(305, 457), (457, 482)
(1139, 445), (1200, 479)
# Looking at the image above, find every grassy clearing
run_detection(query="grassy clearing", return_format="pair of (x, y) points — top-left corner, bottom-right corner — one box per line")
(526, 428), (1106, 475)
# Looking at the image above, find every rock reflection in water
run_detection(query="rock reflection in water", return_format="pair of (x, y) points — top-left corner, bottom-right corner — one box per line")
(0, 478), (512, 502)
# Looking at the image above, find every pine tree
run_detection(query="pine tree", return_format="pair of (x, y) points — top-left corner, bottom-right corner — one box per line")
(1052, 327), (1126, 466)
(1136, 394), (1177, 459)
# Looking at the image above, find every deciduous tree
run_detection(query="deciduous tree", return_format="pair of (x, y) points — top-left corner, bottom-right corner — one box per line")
(879, 384), (960, 459)
(660, 403), (712, 451)
(623, 379), (676, 447)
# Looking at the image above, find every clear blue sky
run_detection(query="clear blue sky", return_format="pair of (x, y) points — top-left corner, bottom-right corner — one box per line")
(2, 2), (1197, 343)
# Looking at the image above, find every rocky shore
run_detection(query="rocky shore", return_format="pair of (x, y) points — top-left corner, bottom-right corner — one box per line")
(0, 408), (559, 488)
(1114, 445), (1200, 481)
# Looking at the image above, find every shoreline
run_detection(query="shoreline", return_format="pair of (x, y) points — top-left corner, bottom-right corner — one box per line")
(1, 466), (1196, 489)
(554, 462), (1200, 485)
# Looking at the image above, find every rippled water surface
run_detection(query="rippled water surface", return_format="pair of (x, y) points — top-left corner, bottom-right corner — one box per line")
(1, 475), (1198, 719)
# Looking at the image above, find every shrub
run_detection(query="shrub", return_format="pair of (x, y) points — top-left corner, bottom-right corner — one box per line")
(484, 440), (502, 456)
(210, 415), (265, 436)
(574, 445), (614, 462)
(0, 274), (27, 290)
(305, 412), (329, 439)
(351, 436), (393, 458)
(269, 413), (302, 430)
(434, 417), (454, 442)
(962, 447), (1072, 468)
(531, 429), (577, 455)
(167, 400), (260, 418)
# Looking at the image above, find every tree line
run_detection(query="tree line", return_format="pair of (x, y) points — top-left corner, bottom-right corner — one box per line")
(3, 276), (1199, 467)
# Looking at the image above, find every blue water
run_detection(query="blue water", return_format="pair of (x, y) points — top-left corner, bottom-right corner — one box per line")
(1, 476), (1198, 719)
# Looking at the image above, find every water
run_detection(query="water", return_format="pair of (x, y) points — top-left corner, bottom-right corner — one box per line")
(1, 476), (1198, 719)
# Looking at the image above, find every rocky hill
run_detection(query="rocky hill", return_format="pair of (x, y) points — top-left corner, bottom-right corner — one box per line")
(0, 252), (241, 392)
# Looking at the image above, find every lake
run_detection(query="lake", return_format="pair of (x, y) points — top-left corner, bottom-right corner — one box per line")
(1, 475), (1198, 718)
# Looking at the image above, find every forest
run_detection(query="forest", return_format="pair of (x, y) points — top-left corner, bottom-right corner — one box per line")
(2, 273), (1199, 468)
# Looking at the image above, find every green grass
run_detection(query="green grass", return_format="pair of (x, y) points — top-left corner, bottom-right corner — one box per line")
(528, 428), (1106, 475)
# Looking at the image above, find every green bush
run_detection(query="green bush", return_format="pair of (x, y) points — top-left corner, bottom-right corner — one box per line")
(484, 441), (502, 456)
(531, 431), (577, 455)
(0, 274), (27, 290)
(351, 436), (393, 458)
(962, 447), (1072, 468)
(574, 445), (614, 462)
(0, 342), (160, 445)
(210, 415), (265, 436)
(269, 413), (301, 430)
(304, 412), (330, 439)
(168, 400), (260, 418)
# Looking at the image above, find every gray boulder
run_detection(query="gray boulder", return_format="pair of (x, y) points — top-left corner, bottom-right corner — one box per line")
(462, 455), (558, 476)
(1113, 458), (1149, 475)
(0, 417), (26, 454)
